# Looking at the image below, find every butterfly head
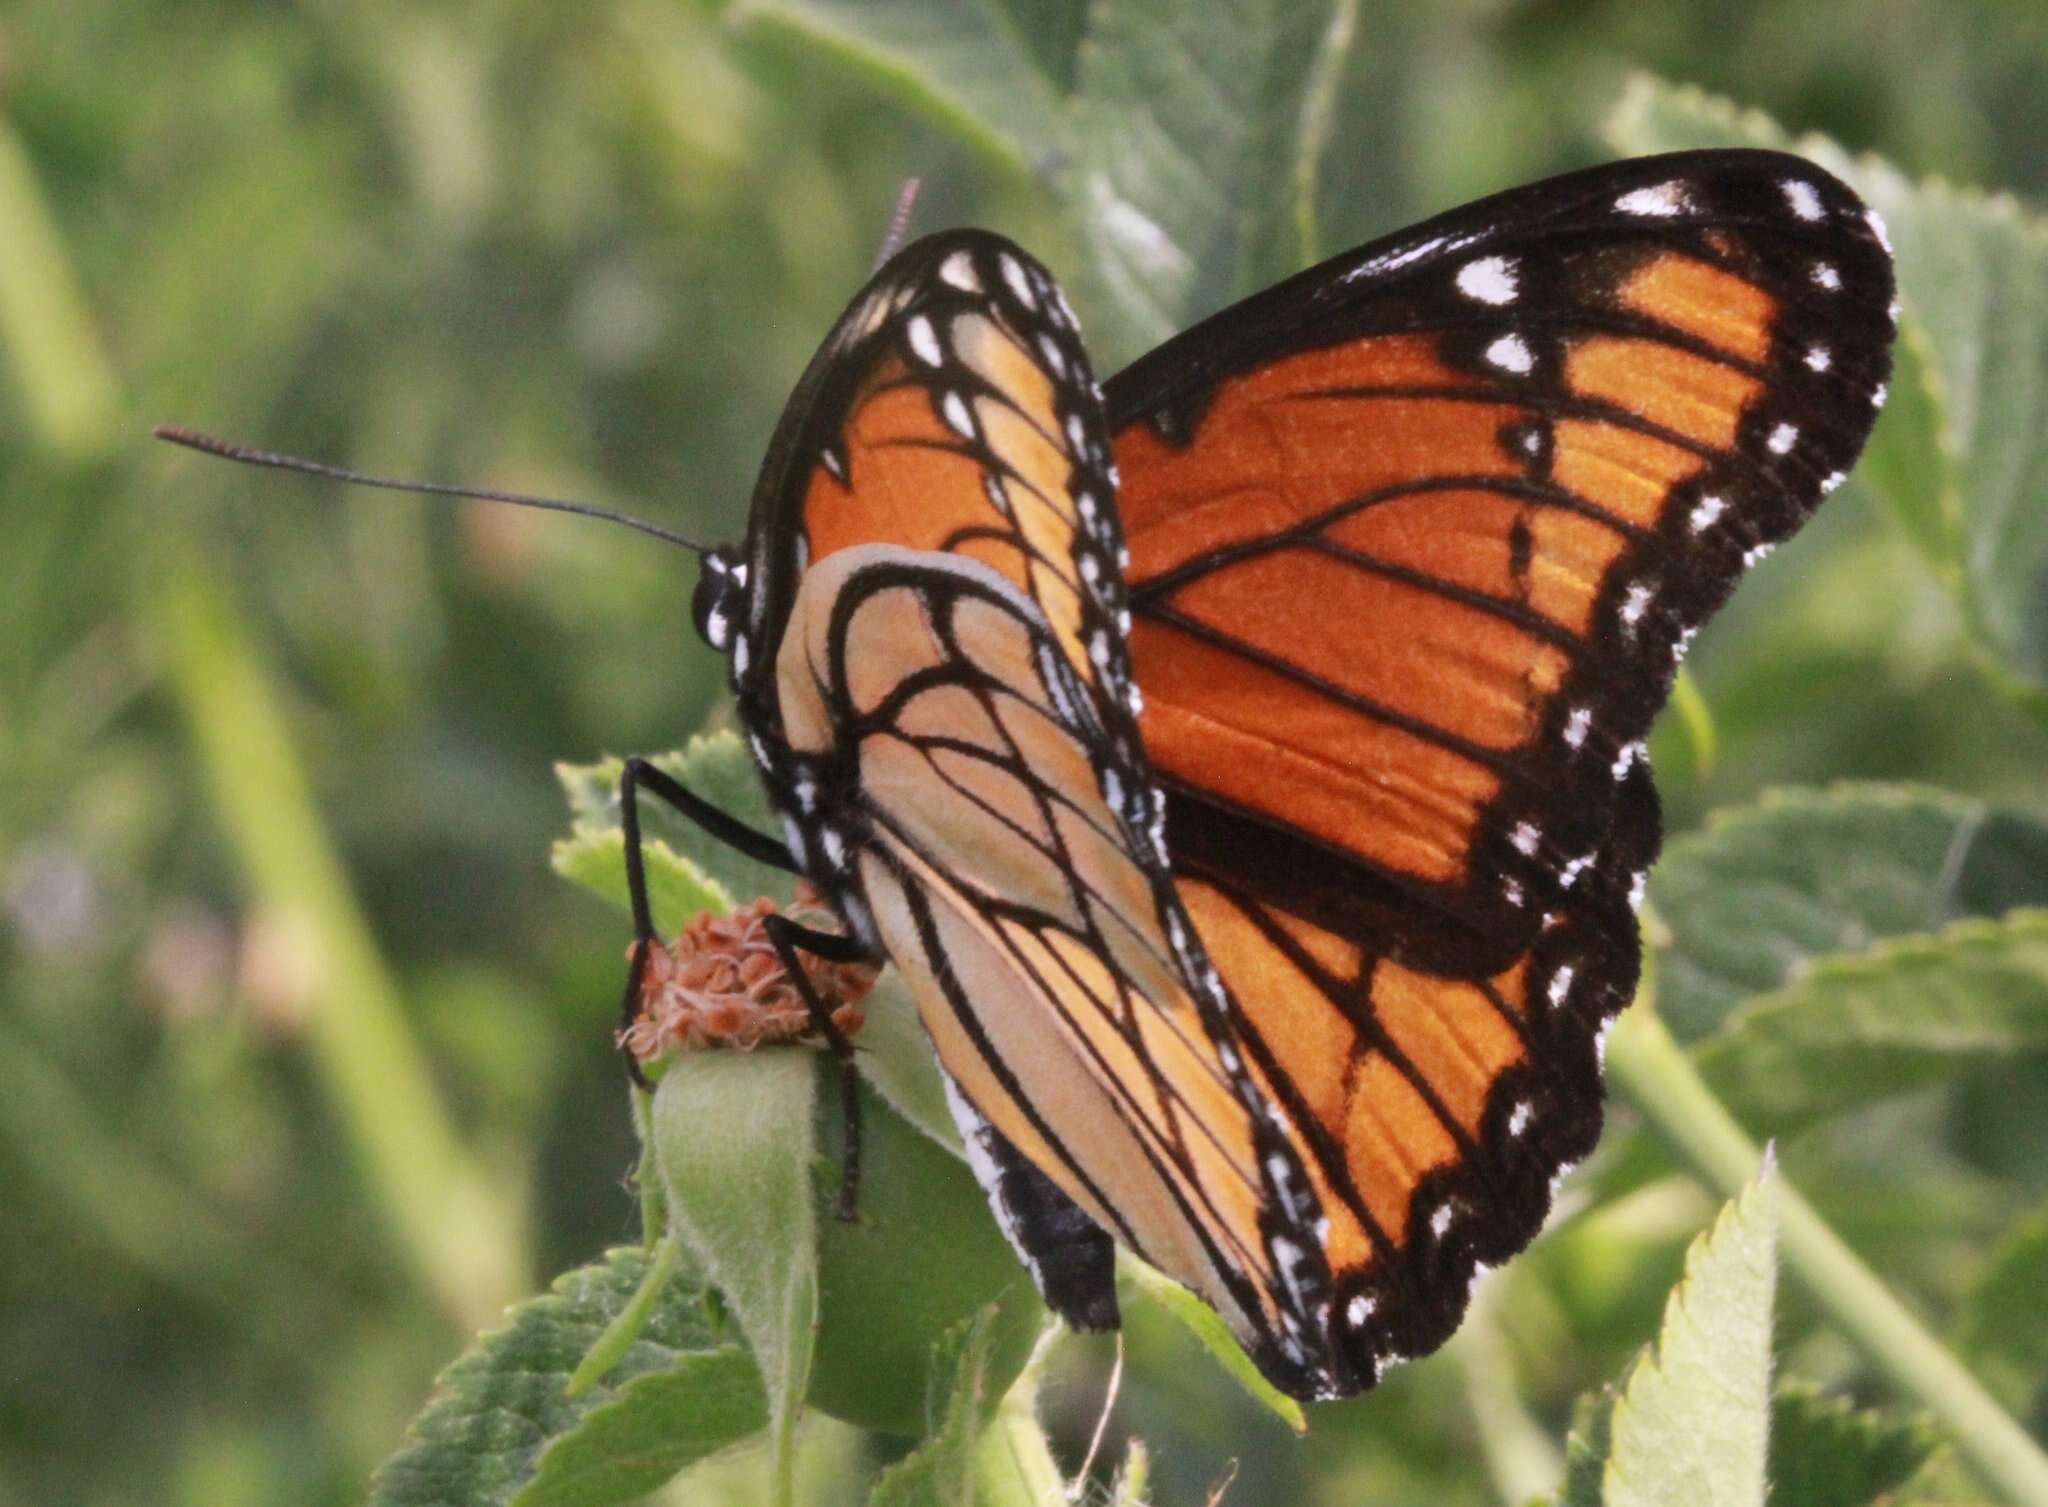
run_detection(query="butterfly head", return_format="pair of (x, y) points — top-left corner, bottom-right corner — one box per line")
(691, 545), (748, 656)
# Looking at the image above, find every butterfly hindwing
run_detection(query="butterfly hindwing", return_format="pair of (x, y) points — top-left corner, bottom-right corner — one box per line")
(1103, 149), (1894, 1382)
(735, 233), (1348, 1395)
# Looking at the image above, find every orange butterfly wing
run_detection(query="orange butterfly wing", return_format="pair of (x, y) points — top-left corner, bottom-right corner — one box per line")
(1105, 150), (1894, 1372)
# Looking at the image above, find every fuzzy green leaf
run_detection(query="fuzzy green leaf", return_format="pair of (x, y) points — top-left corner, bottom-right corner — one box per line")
(1118, 1254), (1307, 1434)
(554, 735), (794, 923)
(1650, 784), (2048, 1043)
(653, 1050), (819, 1507)
(550, 827), (731, 937)
(808, 1071), (1046, 1437)
(1606, 75), (2048, 719)
(731, 0), (1067, 174)
(868, 1306), (1007, 1507)
(513, 1348), (765, 1507)
(1694, 909), (2048, 1133)
(1552, 1167), (1780, 1507)
(1955, 1200), (2048, 1418)
(1767, 1380), (1941, 1507)
(1067, 0), (1350, 360)
(370, 1248), (759, 1507)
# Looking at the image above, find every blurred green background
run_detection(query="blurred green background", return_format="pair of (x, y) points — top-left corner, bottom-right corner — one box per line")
(2, 2), (2044, 1504)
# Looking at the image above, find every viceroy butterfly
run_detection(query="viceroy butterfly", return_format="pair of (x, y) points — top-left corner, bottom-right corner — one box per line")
(161, 148), (1895, 1401)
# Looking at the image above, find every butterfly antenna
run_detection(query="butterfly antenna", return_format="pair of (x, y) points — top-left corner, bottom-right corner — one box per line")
(871, 176), (923, 270)
(1066, 1332), (1124, 1503)
(153, 424), (710, 556)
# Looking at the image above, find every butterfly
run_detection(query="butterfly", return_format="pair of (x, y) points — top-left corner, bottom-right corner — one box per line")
(662, 149), (1898, 1400)
(165, 148), (1895, 1401)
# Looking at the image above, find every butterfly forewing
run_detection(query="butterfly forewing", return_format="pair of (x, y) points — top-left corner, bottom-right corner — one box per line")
(1103, 150), (1894, 1381)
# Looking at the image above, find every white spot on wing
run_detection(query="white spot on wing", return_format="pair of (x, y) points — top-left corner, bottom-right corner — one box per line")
(1867, 207), (1894, 253)
(1781, 178), (1825, 221)
(1347, 1294), (1374, 1328)
(1615, 181), (1688, 217)
(1485, 333), (1535, 374)
(1564, 706), (1591, 749)
(1508, 1101), (1533, 1137)
(1620, 581), (1653, 631)
(1456, 255), (1519, 305)
(999, 252), (1036, 309)
(1628, 869), (1649, 912)
(1743, 541), (1777, 568)
(1548, 964), (1575, 1008)
(1812, 261), (1842, 291)
(938, 250), (980, 292)
(1767, 422), (1799, 454)
(1689, 493), (1727, 532)
(1821, 470), (1847, 495)
(906, 314), (942, 367)
(1805, 344), (1832, 372)
(1429, 1204), (1453, 1239)
(1511, 820), (1540, 856)
(942, 390), (976, 438)
(1036, 332), (1068, 379)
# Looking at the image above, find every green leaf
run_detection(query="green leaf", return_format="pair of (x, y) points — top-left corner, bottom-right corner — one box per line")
(808, 1072), (1046, 1437)
(1650, 784), (2048, 1043)
(1694, 908), (2048, 1133)
(551, 827), (732, 938)
(653, 1050), (819, 1507)
(1067, 0), (1352, 359)
(1767, 1380), (1941, 1507)
(553, 734), (796, 927)
(1605, 75), (2048, 720)
(370, 1248), (760, 1507)
(731, 0), (1067, 174)
(1551, 1166), (1779, 1507)
(869, 1306), (1007, 1507)
(1118, 1254), (1307, 1434)
(1955, 1200), (2048, 1418)
(514, 1349), (766, 1507)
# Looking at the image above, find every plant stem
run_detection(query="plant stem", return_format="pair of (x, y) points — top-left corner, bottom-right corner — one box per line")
(1448, 1283), (1563, 1504)
(567, 1235), (683, 1397)
(159, 558), (529, 1330)
(0, 117), (121, 458)
(1291, 0), (1360, 267)
(1607, 1002), (2048, 1507)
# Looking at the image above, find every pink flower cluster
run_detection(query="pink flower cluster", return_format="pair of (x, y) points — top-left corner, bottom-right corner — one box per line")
(617, 884), (877, 1062)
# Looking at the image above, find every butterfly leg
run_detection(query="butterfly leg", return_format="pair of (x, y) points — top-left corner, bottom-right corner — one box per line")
(761, 911), (869, 1222)
(614, 757), (801, 1088)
